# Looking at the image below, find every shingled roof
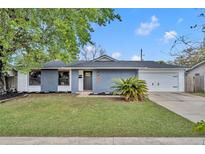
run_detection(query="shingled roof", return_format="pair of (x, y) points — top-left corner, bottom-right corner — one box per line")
(42, 55), (184, 69)
(43, 60), (67, 69)
(67, 55), (184, 68)
(67, 60), (183, 68)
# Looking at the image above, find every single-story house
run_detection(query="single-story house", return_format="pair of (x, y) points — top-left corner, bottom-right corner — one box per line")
(186, 60), (205, 92)
(17, 55), (185, 93)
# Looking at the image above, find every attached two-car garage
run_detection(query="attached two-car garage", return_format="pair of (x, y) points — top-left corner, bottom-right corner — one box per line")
(138, 69), (185, 92)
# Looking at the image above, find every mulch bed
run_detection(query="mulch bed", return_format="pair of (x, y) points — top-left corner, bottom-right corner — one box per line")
(0, 92), (26, 101)
(89, 92), (114, 95)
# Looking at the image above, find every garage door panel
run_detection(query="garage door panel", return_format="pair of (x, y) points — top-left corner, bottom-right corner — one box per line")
(140, 72), (179, 92)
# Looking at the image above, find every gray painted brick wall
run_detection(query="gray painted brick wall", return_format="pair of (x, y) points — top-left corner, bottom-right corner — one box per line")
(71, 70), (79, 93)
(40, 69), (137, 93)
(93, 69), (138, 93)
(41, 69), (58, 92)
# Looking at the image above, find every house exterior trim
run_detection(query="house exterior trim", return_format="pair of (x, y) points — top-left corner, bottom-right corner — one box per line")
(70, 67), (185, 70)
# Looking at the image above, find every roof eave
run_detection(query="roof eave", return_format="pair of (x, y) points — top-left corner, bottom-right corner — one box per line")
(70, 67), (186, 70)
(186, 60), (205, 72)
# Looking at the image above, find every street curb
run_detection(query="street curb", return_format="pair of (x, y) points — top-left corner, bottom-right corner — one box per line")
(0, 137), (205, 145)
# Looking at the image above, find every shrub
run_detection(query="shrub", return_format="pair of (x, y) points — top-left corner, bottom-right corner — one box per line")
(193, 120), (205, 134)
(112, 77), (148, 102)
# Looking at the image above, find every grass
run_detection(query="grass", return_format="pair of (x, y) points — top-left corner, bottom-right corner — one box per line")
(0, 94), (198, 137)
(191, 92), (205, 97)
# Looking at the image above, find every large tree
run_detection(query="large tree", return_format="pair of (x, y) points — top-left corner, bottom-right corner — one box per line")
(171, 10), (205, 67)
(171, 38), (205, 67)
(0, 8), (121, 92)
(81, 43), (106, 61)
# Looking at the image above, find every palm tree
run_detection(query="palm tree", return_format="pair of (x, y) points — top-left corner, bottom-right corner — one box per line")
(112, 77), (148, 102)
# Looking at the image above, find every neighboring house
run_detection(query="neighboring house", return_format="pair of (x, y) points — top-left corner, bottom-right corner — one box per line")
(186, 60), (205, 92)
(0, 69), (17, 94)
(7, 69), (18, 92)
(17, 55), (185, 93)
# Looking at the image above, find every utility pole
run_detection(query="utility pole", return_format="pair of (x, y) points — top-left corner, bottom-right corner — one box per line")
(140, 48), (143, 61)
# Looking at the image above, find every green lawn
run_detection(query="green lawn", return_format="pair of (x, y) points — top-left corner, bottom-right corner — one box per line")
(191, 92), (205, 97)
(0, 94), (198, 137)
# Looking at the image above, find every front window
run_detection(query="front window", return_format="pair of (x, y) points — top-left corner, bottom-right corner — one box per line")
(29, 70), (41, 85)
(58, 71), (69, 85)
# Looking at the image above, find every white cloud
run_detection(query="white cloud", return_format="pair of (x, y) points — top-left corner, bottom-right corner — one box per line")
(163, 30), (177, 43)
(131, 55), (141, 61)
(112, 52), (121, 59)
(177, 18), (184, 24)
(135, 15), (160, 36)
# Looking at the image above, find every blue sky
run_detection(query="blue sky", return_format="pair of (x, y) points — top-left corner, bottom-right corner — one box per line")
(89, 8), (204, 61)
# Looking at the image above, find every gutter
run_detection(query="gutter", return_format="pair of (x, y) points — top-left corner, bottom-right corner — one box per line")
(36, 67), (186, 70)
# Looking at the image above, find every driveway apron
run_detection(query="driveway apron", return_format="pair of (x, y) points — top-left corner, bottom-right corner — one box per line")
(149, 92), (205, 123)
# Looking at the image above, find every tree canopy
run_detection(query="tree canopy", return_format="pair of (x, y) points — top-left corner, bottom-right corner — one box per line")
(0, 8), (121, 73)
(171, 10), (205, 67)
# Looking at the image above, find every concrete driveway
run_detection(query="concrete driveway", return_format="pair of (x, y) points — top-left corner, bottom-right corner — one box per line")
(149, 92), (205, 123)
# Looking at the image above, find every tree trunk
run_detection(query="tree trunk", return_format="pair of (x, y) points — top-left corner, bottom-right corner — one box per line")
(0, 64), (6, 94)
(0, 45), (7, 94)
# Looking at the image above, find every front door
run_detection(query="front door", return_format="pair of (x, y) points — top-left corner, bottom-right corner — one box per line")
(83, 71), (92, 90)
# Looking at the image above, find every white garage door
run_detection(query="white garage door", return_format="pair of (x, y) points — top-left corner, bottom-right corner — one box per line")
(140, 72), (179, 92)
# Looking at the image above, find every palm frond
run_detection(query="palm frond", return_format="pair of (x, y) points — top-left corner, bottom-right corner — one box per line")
(112, 77), (148, 102)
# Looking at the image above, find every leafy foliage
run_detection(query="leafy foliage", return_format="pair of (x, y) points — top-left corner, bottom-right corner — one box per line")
(171, 10), (205, 68)
(171, 36), (205, 68)
(193, 120), (205, 134)
(0, 8), (121, 92)
(112, 77), (148, 102)
(0, 8), (121, 73)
